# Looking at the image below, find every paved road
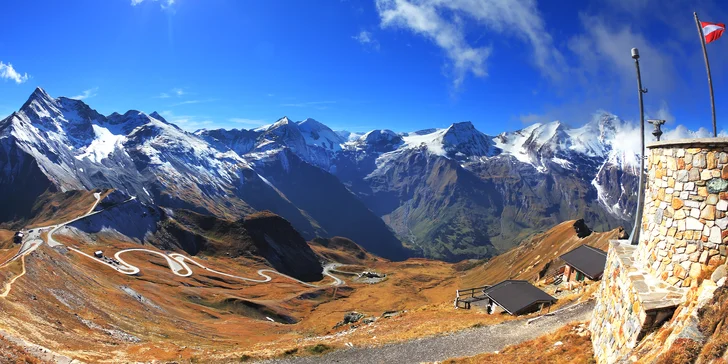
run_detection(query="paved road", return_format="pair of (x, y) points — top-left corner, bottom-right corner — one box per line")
(71, 246), (345, 288)
(262, 300), (595, 364)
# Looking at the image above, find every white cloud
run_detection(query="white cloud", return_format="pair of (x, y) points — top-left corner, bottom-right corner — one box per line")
(375, 0), (564, 87)
(646, 101), (675, 125)
(0, 62), (30, 84)
(159, 110), (213, 131)
(69, 87), (98, 100)
(170, 98), (216, 107)
(567, 15), (676, 112)
(519, 113), (550, 125)
(131, 0), (174, 8)
(158, 87), (186, 98)
(661, 125), (713, 140)
(352, 30), (381, 51)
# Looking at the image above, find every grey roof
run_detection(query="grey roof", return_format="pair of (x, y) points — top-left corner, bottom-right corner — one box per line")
(559, 244), (608, 280)
(483, 280), (556, 315)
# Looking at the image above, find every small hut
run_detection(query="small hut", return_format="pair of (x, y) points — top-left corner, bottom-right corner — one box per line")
(483, 280), (556, 315)
(559, 244), (608, 283)
(13, 232), (24, 244)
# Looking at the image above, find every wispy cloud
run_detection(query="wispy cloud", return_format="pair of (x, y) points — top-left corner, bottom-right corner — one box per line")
(131, 0), (174, 8)
(229, 118), (267, 126)
(157, 87), (186, 98)
(0, 61), (30, 84)
(170, 98), (217, 107)
(159, 110), (213, 131)
(69, 87), (99, 100)
(352, 30), (380, 51)
(375, 0), (563, 88)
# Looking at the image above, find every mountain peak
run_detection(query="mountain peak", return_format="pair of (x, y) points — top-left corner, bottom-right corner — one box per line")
(448, 121), (476, 130)
(274, 116), (292, 126)
(20, 87), (56, 112)
(31, 87), (52, 101)
(149, 111), (168, 123)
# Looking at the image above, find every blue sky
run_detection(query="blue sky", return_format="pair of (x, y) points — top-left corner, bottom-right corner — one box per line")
(3, 0), (728, 134)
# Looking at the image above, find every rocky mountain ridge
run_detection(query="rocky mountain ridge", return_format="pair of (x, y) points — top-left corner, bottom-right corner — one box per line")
(1, 88), (640, 261)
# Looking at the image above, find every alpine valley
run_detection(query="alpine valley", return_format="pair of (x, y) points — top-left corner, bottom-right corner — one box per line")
(0, 88), (639, 261)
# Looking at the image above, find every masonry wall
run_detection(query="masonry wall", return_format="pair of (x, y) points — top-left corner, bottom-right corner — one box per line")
(637, 142), (728, 287)
(591, 139), (728, 364)
(590, 244), (643, 363)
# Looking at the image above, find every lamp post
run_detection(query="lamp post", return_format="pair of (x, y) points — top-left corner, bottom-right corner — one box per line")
(630, 48), (648, 246)
(648, 119), (666, 141)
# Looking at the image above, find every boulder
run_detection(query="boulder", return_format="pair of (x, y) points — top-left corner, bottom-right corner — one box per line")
(573, 219), (593, 238)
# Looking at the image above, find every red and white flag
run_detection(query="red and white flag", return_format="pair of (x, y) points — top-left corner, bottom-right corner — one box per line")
(701, 21), (726, 43)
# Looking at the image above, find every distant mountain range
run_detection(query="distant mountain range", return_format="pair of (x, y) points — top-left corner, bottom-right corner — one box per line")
(0, 88), (640, 261)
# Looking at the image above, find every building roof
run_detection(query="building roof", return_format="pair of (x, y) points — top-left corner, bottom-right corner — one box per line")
(559, 244), (608, 280)
(483, 280), (556, 315)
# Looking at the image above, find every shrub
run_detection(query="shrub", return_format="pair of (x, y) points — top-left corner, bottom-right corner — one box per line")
(305, 343), (332, 355)
(656, 338), (702, 364)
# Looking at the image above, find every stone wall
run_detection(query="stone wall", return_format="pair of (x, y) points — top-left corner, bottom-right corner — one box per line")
(590, 242), (684, 363)
(591, 139), (728, 363)
(637, 140), (728, 287)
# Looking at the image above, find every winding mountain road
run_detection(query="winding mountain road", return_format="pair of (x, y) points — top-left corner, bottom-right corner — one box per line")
(3, 191), (342, 298)
(70, 246), (345, 287)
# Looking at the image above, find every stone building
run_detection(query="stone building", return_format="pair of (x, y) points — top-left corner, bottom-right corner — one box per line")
(590, 138), (728, 363)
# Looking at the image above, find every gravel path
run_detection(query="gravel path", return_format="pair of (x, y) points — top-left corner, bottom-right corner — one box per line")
(262, 300), (594, 364)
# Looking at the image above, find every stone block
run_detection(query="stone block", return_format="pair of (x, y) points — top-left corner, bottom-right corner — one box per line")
(701, 205), (716, 220)
(710, 226), (722, 245)
(708, 178), (728, 194)
(690, 262), (702, 278)
(694, 153), (707, 168)
(689, 168), (700, 181)
(718, 200), (728, 211)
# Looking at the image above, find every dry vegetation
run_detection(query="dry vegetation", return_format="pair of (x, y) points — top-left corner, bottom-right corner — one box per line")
(460, 220), (620, 287)
(0, 211), (619, 362)
(654, 286), (728, 364)
(0, 335), (49, 364)
(446, 322), (595, 364)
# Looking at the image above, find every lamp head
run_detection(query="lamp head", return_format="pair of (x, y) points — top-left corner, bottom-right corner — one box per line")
(631, 48), (640, 59)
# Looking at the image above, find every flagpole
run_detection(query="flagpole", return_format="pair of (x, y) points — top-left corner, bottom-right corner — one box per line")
(695, 12), (718, 137)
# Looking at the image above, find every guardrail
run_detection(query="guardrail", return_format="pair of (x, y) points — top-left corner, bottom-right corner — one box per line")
(454, 285), (491, 309)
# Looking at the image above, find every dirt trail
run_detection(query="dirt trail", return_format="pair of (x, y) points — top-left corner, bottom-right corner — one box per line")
(262, 300), (595, 364)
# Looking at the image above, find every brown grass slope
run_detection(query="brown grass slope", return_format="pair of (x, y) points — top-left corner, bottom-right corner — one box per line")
(0, 189), (106, 230)
(149, 209), (324, 282)
(309, 236), (380, 265)
(459, 220), (622, 288)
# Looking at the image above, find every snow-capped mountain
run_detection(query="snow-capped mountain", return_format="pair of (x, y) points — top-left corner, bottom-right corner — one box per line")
(0, 88), (408, 259)
(1, 88), (639, 261)
(200, 108), (638, 260)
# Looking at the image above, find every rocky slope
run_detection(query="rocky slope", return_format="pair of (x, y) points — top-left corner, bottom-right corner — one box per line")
(1, 88), (639, 261)
(0, 89), (406, 260)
